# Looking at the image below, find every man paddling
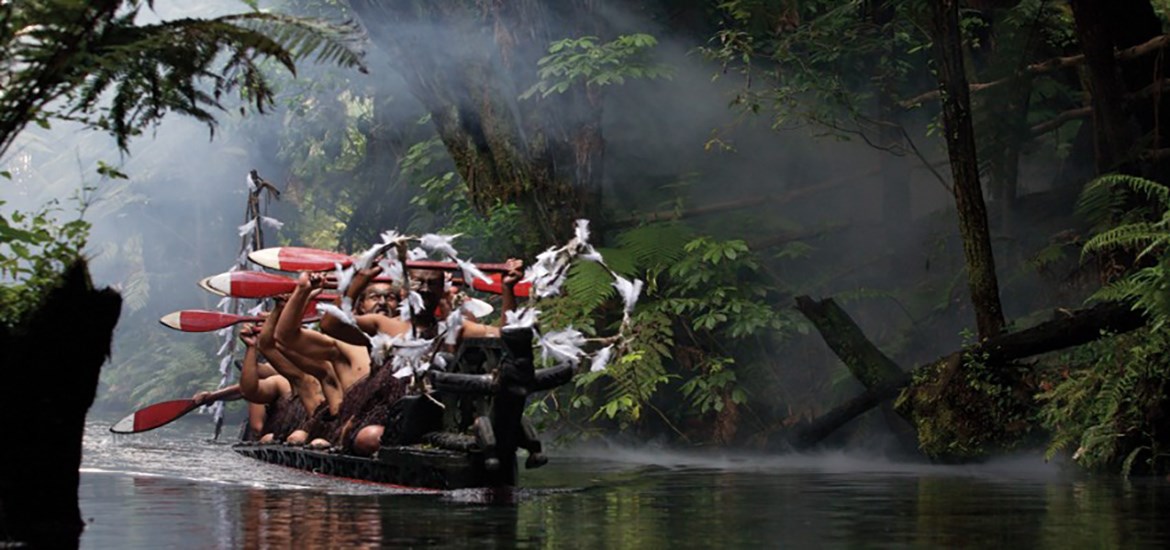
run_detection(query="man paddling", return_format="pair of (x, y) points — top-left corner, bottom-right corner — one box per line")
(275, 273), (376, 407)
(341, 259), (526, 457)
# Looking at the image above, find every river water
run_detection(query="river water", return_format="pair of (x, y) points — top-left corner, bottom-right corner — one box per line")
(80, 417), (1170, 549)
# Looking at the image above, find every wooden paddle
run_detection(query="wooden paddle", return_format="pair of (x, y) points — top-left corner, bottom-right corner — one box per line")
(109, 399), (200, 434)
(247, 247), (532, 296)
(249, 246), (511, 273)
(200, 271), (345, 300)
(159, 309), (323, 332)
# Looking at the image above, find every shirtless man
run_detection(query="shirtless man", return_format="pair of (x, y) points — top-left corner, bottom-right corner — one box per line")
(343, 260), (526, 457)
(322, 259), (524, 348)
(275, 272), (376, 406)
(249, 305), (334, 445)
(319, 269), (410, 346)
(189, 329), (290, 441)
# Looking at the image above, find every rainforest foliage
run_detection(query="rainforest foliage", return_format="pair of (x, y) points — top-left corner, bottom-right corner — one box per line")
(9, 0), (1170, 474)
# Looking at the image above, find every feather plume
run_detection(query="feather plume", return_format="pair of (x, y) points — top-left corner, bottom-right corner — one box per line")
(380, 258), (405, 285)
(398, 290), (424, 321)
(539, 327), (586, 366)
(419, 233), (461, 259)
(444, 308), (464, 346)
(237, 219), (257, 237)
(457, 258), (493, 285)
(574, 219), (591, 248)
(218, 354), (233, 375)
(333, 263), (354, 297)
(260, 216), (284, 231)
(368, 331), (397, 366)
(353, 242), (386, 271)
(590, 344), (614, 372)
(408, 247), (428, 261)
(612, 276), (644, 314)
(504, 307), (540, 330)
(316, 302), (359, 328)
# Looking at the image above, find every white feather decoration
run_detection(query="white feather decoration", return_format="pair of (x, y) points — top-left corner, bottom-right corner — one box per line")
(574, 219), (591, 247)
(456, 258), (493, 285)
(218, 354), (233, 375)
(579, 244), (604, 264)
(419, 233), (460, 259)
(398, 290), (424, 321)
(539, 327), (586, 366)
(333, 263), (355, 298)
(612, 276), (644, 314)
(260, 216), (284, 231)
(380, 230), (403, 245)
(316, 302), (359, 328)
(380, 258), (405, 286)
(590, 344), (614, 372)
(504, 307), (540, 330)
(353, 242), (386, 271)
(237, 219), (257, 237)
(369, 332), (397, 366)
(408, 247), (428, 261)
(444, 308), (464, 346)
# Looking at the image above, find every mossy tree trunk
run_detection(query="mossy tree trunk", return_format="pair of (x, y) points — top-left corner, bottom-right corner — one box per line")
(348, 0), (605, 243)
(928, 0), (1005, 341)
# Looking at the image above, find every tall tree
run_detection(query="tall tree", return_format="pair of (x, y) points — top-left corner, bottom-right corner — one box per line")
(928, 0), (1005, 340)
(346, 1), (607, 242)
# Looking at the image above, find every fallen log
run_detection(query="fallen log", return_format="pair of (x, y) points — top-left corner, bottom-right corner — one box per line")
(785, 297), (1147, 450)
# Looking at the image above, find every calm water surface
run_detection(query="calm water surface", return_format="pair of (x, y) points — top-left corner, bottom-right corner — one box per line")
(80, 418), (1170, 548)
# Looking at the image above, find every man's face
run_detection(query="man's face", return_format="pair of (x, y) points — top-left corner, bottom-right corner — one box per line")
(358, 283), (398, 316)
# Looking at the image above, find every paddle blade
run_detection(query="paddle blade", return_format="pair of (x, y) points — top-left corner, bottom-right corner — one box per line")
(205, 271), (297, 298)
(160, 310), (253, 332)
(250, 246), (353, 272)
(470, 273), (532, 298)
(109, 399), (199, 434)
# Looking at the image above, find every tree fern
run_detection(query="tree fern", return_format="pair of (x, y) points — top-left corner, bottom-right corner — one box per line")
(0, 1), (367, 156)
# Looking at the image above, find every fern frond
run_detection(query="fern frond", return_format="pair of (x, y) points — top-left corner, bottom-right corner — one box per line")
(616, 223), (693, 271)
(1082, 222), (1160, 256)
(564, 260), (616, 312)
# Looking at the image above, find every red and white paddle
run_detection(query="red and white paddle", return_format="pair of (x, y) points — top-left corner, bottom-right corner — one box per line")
(109, 399), (200, 434)
(247, 246), (532, 296)
(249, 246), (512, 273)
(159, 309), (323, 333)
(198, 272), (338, 300)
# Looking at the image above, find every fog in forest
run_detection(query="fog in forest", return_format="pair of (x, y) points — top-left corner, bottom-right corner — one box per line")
(2, 0), (1082, 445)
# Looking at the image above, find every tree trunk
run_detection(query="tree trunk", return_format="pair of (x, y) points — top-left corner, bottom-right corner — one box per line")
(0, 261), (121, 547)
(1070, 0), (1140, 173)
(929, 0), (1005, 340)
(786, 297), (1146, 450)
(347, 1), (605, 243)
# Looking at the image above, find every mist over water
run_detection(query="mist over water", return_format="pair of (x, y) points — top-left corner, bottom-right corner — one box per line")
(81, 422), (1170, 549)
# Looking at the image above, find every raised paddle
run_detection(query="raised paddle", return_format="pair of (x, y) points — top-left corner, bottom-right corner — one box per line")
(248, 247), (532, 296)
(200, 271), (343, 300)
(159, 309), (323, 332)
(109, 399), (200, 434)
(249, 246), (511, 273)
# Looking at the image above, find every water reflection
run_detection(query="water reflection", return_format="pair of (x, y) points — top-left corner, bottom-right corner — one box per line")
(79, 423), (1170, 549)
